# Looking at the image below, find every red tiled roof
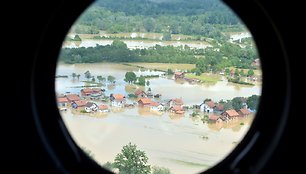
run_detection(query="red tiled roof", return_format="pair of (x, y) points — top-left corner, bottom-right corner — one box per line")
(138, 98), (152, 105)
(171, 105), (183, 111)
(74, 100), (87, 107)
(82, 88), (93, 93)
(174, 72), (184, 76)
(66, 94), (80, 101)
(113, 94), (125, 101)
(135, 89), (145, 95)
(99, 104), (108, 110)
(209, 114), (220, 121)
(205, 101), (216, 108)
(225, 109), (239, 117)
(216, 104), (224, 111)
(148, 101), (159, 107)
(172, 98), (183, 105)
(239, 108), (251, 115)
(57, 97), (68, 103)
(176, 110), (185, 114)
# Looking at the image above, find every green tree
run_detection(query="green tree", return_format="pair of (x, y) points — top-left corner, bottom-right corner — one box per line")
(97, 75), (103, 82)
(72, 73), (76, 79)
(152, 166), (171, 174)
(231, 97), (244, 111)
(124, 72), (137, 83)
(76, 74), (80, 80)
(162, 32), (171, 41)
(247, 69), (255, 77)
(247, 95), (260, 110)
(84, 70), (92, 81)
(107, 75), (116, 83)
(195, 68), (202, 76)
(234, 69), (239, 77)
(239, 69), (245, 77)
(113, 142), (151, 174)
(167, 69), (174, 75)
(225, 68), (230, 76)
(146, 80), (150, 86)
(73, 34), (82, 41)
(138, 76), (146, 86)
(92, 77), (96, 82)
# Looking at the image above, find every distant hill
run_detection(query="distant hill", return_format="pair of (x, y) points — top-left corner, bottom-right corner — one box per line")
(95, 0), (234, 17)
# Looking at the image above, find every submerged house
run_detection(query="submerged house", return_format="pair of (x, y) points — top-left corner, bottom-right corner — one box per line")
(138, 98), (152, 106)
(208, 114), (222, 123)
(71, 100), (87, 109)
(110, 94), (126, 107)
(66, 94), (80, 102)
(99, 104), (109, 113)
(134, 89), (147, 98)
(149, 102), (164, 112)
(84, 102), (99, 113)
(170, 105), (185, 114)
(200, 101), (216, 113)
(238, 108), (251, 116)
(174, 72), (185, 79)
(169, 98), (184, 107)
(57, 97), (68, 107)
(222, 109), (240, 120)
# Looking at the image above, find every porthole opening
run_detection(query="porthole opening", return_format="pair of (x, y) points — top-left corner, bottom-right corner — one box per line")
(55, 0), (262, 173)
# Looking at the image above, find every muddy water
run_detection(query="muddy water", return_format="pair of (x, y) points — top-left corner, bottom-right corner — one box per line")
(56, 63), (261, 102)
(56, 63), (260, 173)
(61, 108), (253, 174)
(63, 39), (211, 50)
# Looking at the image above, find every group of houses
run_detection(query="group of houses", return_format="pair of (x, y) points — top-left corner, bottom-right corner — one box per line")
(57, 85), (252, 122)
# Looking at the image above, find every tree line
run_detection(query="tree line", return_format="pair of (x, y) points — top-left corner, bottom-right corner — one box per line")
(59, 40), (257, 71)
(72, 0), (244, 40)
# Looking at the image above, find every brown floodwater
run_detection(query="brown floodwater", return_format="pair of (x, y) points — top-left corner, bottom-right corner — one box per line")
(56, 63), (261, 174)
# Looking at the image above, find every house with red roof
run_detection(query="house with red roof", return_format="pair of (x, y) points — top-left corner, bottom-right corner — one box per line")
(66, 94), (80, 102)
(169, 98), (184, 107)
(170, 105), (185, 114)
(138, 98), (152, 106)
(208, 114), (222, 123)
(134, 89), (147, 98)
(200, 100), (216, 113)
(174, 72), (185, 79)
(238, 108), (251, 116)
(71, 100), (87, 109)
(110, 94), (126, 107)
(98, 104), (110, 113)
(222, 109), (240, 120)
(57, 97), (68, 107)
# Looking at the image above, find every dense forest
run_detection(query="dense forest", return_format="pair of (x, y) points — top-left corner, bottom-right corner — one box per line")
(59, 40), (257, 71)
(73, 0), (244, 40)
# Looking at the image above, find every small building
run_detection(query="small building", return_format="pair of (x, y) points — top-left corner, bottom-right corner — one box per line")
(57, 97), (68, 107)
(174, 72), (185, 79)
(134, 89), (147, 98)
(149, 102), (164, 112)
(98, 104), (110, 113)
(238, 108), (251, 116)
(81, 88), (103, 97)
(84, 102), (99, 113)
(200, 101), (216, 113)
(170, 105), (185, 114)
(222, 109), (240, 120)
(110, 94), (126, 107)
(138, 98), (152, 106)
(66, 94), (81, 102)
(71, 100), (87, 109)
(169, 98), (184, 107)
(208, 114), (222, 123)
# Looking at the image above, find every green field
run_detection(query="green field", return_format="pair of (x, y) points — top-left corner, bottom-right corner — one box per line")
(127, 63), (196, 71)
(185, 73), (221, 83)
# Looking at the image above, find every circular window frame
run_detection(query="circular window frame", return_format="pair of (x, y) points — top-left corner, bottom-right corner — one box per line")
(31, 0), (290, 173)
